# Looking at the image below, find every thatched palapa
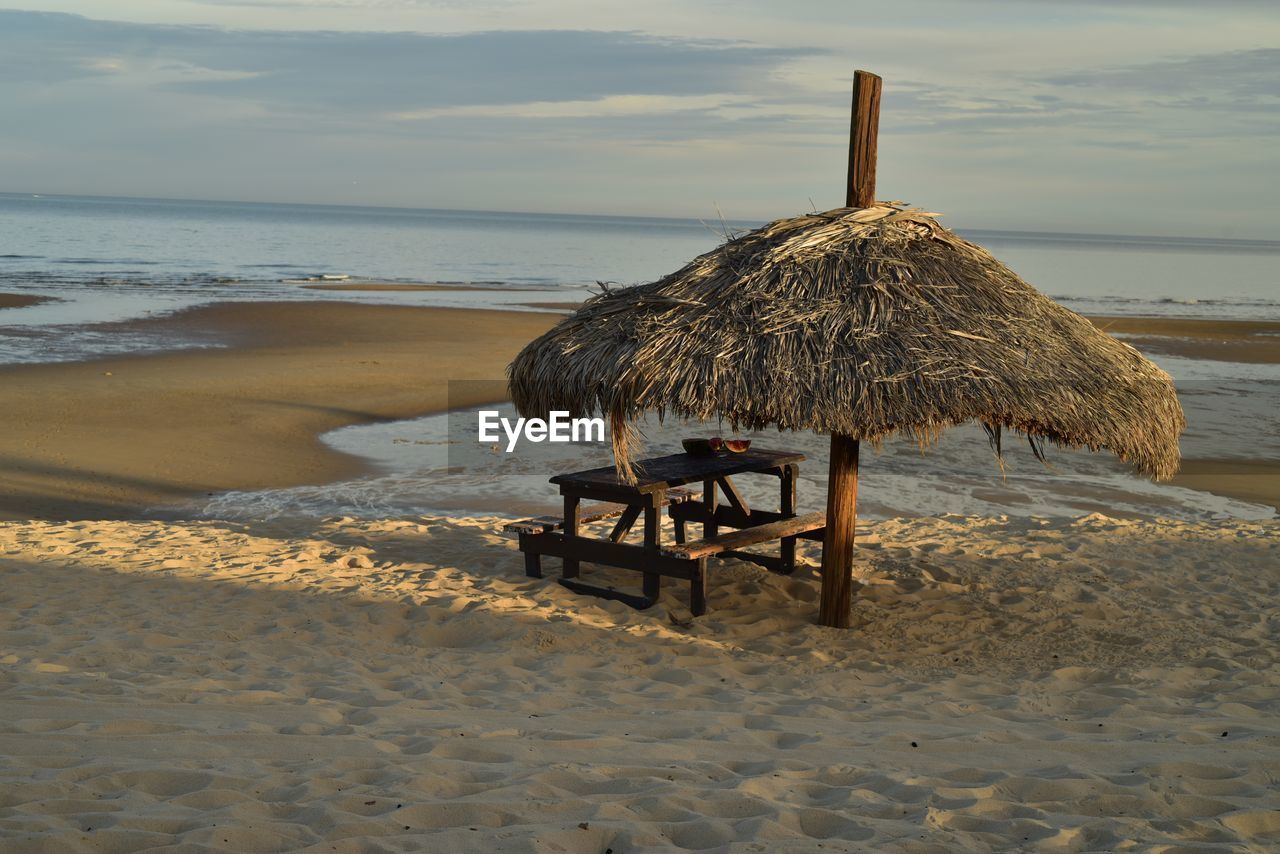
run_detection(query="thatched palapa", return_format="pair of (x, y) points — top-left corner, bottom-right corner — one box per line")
(508, 202), (1184, 482)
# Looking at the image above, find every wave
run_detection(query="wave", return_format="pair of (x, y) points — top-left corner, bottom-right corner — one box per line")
(1054, 294), (1280, 306)
(967, 229), (1280, 256)
(53, 258), (161, 266)
(1051, 294), (1280, 320)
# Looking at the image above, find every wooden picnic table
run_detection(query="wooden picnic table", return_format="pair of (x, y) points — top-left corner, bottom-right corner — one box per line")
(505, 448), (826, 615)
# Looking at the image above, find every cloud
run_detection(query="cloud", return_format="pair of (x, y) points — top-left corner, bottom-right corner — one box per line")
(0, 6), (1276, 235)
(1046, 48), (1280, 103)
(985, 0), (1278, 8)
(860, 47), (1280, 145)
(189, 0), (488, 7)
(387, 93), (758, 121)
(0, 11), (813, 116)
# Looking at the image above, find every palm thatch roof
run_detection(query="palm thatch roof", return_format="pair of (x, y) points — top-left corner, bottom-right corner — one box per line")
(509, 203), (1184, 481)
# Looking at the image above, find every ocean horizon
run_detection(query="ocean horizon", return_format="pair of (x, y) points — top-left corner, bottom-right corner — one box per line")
(2, 191), (1277, 331)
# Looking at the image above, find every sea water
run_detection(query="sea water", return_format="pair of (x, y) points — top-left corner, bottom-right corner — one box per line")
(2, 192), (1276, 520)
(0, 192), (739, 363)
(3, 192), (1278, 332)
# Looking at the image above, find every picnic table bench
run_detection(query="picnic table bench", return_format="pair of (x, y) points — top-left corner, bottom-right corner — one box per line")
(504, 448), (826, 615)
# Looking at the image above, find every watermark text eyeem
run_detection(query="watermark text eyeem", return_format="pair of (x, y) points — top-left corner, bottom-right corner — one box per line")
(477, 410), (606, 452)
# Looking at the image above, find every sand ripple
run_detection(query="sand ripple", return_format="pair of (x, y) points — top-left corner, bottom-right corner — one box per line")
(1, 513), (1277, 850)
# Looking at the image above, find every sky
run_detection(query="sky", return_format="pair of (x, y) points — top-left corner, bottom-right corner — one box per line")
(2, 1), (1278, 237)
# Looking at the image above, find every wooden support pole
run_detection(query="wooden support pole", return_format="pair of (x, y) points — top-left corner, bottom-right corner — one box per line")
(845, 70), (881, 210)
(818, 69), (880, 629)
(818, 433), (860, 627)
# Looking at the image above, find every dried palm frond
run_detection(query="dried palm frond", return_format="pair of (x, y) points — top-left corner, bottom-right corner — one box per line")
(509, 203), (1184, 482)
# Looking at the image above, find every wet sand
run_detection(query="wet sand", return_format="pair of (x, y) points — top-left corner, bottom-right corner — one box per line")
(1088, 315), (1280, 364)
(0, 293), (51, 310)
(0, 303), (557, 520)
(298, 282), (514, 292)
(1085, 316), (1280, 510)
(1172, 459), (1280, 513)
(519, 301), (584, 311)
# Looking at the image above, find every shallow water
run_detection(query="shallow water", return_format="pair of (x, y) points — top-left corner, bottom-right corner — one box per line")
(199, 349), (1279, 523)
(199, 406), (1274, 523)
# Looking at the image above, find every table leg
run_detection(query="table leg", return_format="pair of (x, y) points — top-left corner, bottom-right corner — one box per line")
(703, 478), (718, 539)
(521, 535), (542, 579)
(780, 463), (798, 575)
(642, 502), (661, 601)
(562, 494), (581, 579)
(690, 557), (708, 616)
(643, 571), (661, 601)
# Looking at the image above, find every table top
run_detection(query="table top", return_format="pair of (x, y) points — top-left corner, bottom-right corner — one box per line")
(551, 448), (805, 496)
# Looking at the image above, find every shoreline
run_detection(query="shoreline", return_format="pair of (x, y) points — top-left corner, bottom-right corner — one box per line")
(0, 302), (557, 520)
(0, 305), (1275, 519)
(296, 281), (521, 292)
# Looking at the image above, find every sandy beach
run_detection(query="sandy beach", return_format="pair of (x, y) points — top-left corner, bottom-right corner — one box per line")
(7, 2), (1278, 848)
(1, 301), (1277, 850)
(1, 512), (1276, 850)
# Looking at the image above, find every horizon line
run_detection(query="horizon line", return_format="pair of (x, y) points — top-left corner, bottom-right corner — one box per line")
(4, 190), (1278, 250)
